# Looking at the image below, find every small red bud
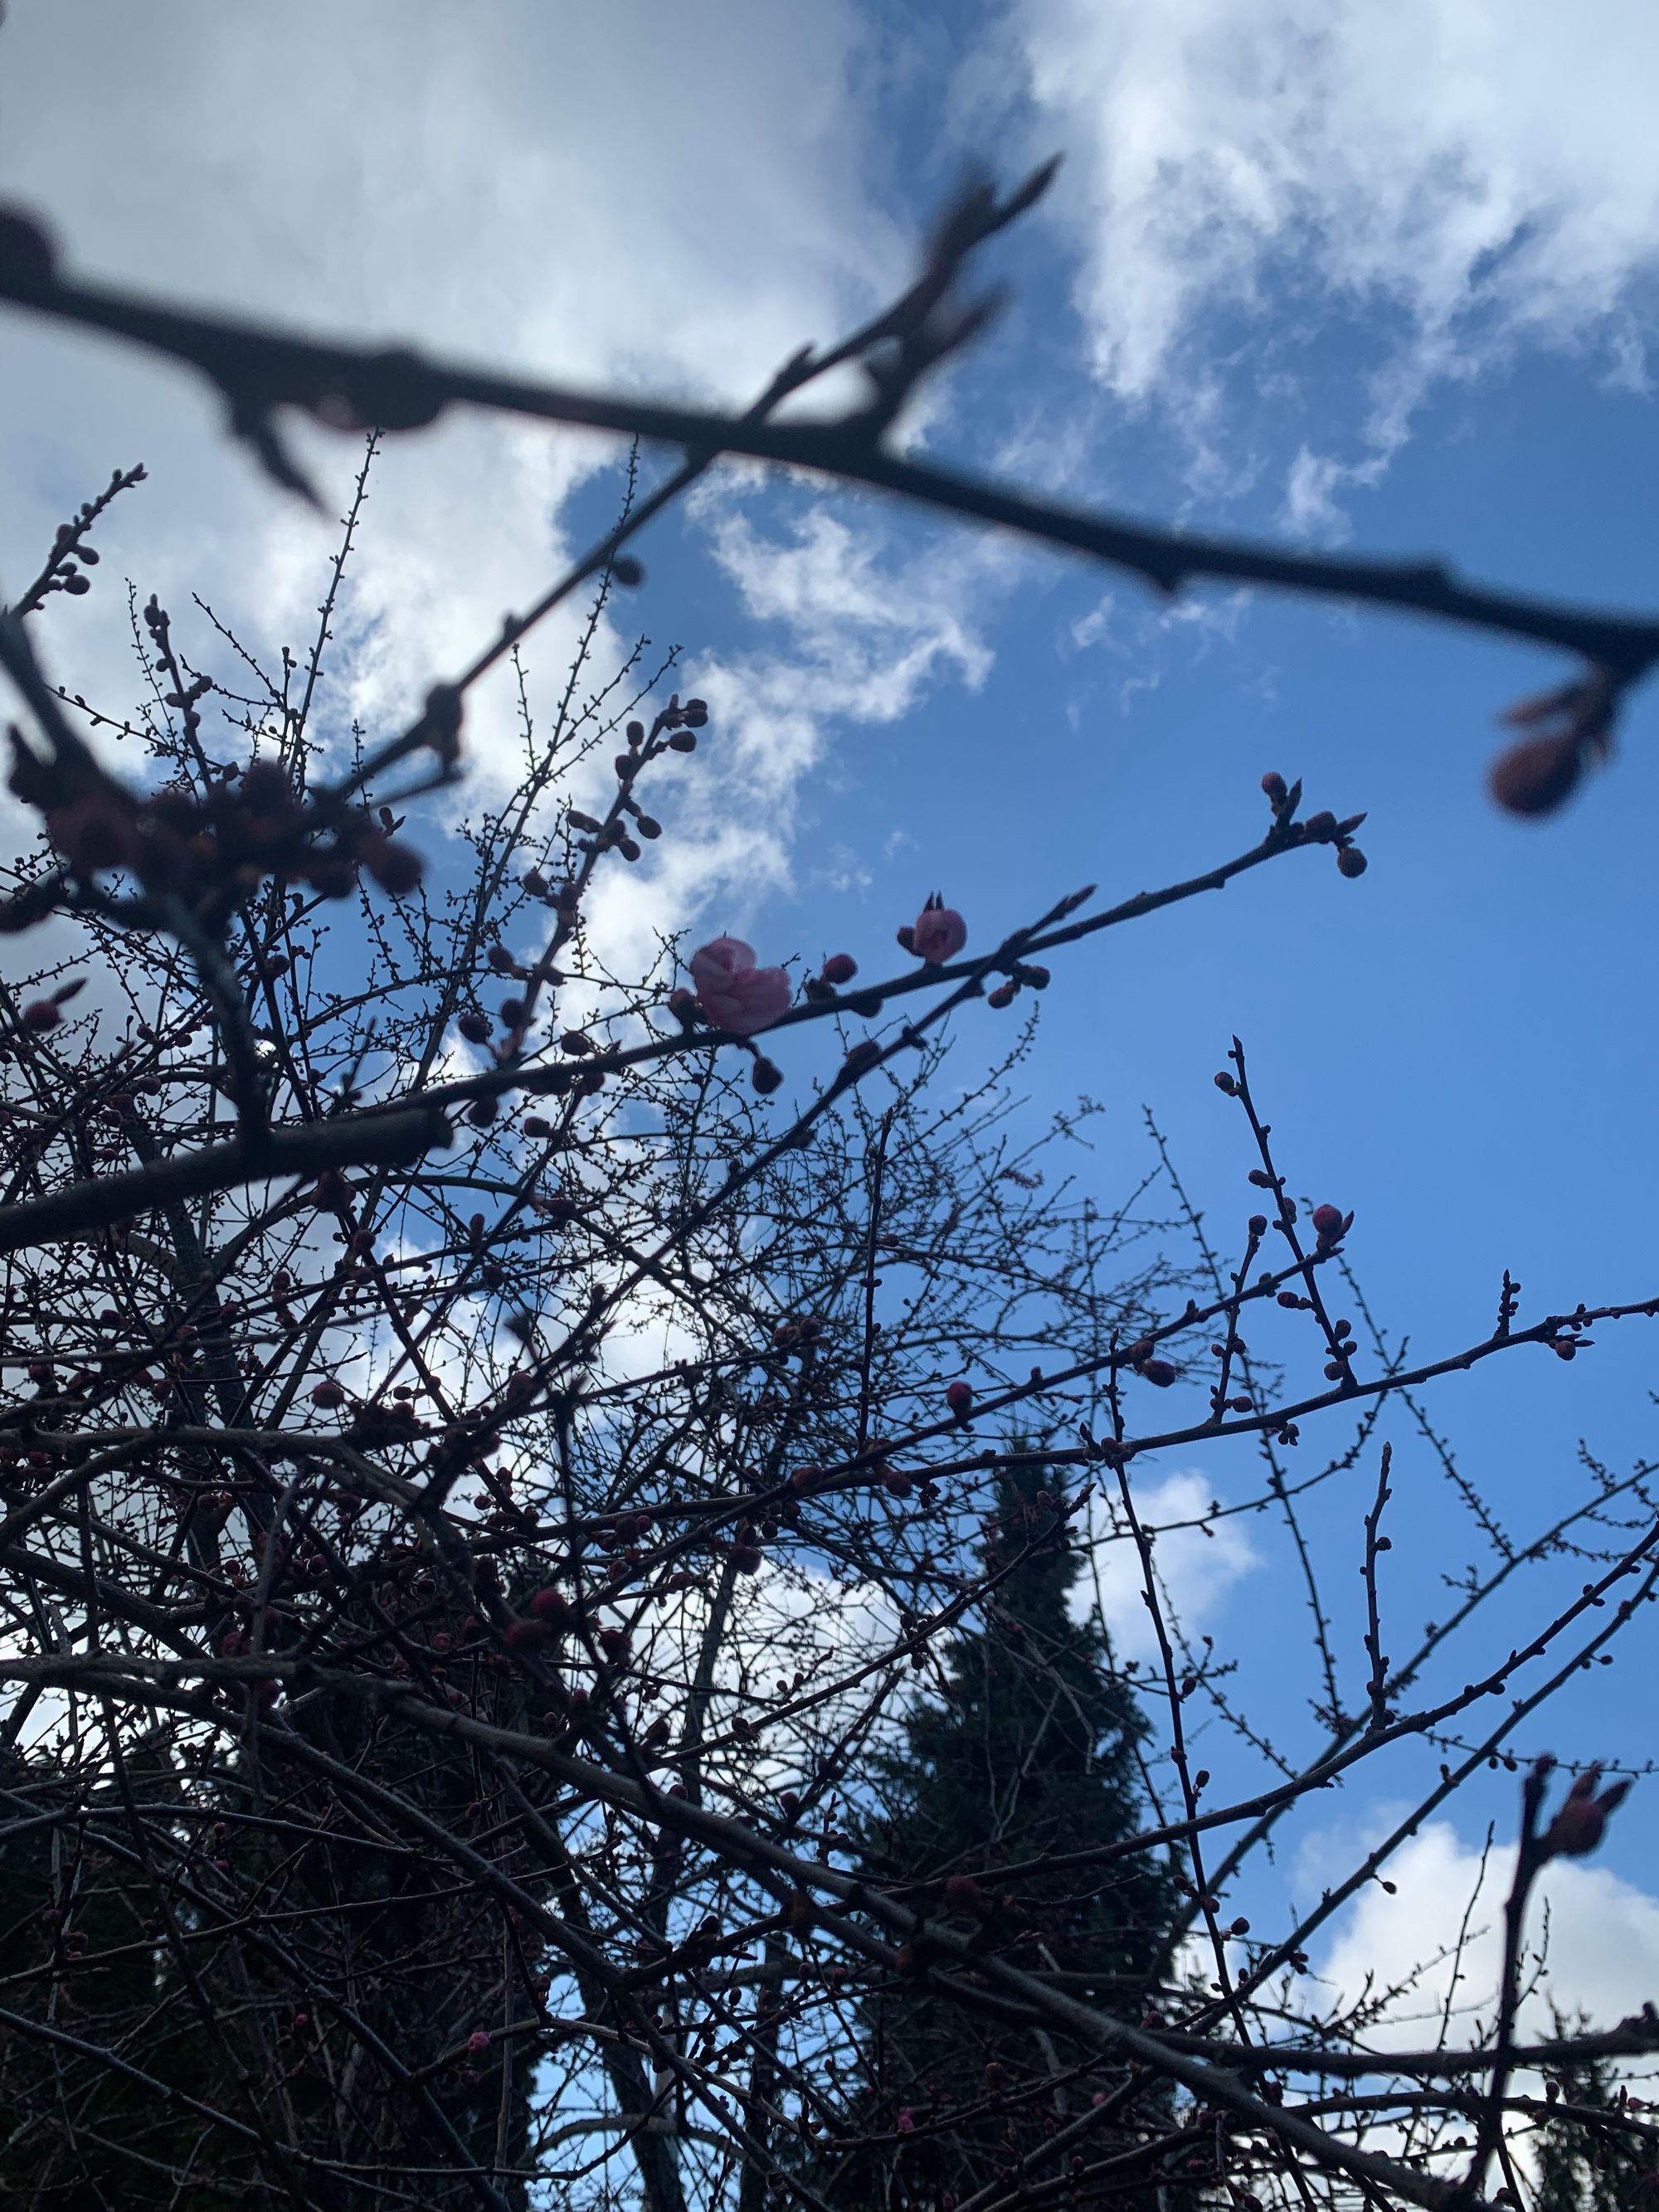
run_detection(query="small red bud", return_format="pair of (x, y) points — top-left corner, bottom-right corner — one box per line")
(1310, 1203), (1345, 1238)
(1489, 732), (1583, 818)
(1141, 1359), (1177, 1388)
(946, 1379), (975, 1418)
(820, 952), (858, 985)
(1336, 845), (1368, 878)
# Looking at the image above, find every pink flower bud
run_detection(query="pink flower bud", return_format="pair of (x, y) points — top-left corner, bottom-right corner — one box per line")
(689, 936), (792, 1037)
(1311, 1203), (1345, 1239)
(911, 894), (967, 965)
(946, 1379), (974, 1417)
(1541, 1767), (1632, 1860)
(1141, 1359), (1177, 1387)
(820, 952), (859, 985)
(310, 1380), (348, 1409)
(466, 2030), (491, 2055)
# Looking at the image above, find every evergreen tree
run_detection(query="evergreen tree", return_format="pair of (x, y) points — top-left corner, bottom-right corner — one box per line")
(811, 1462), (1178, 2209)
(1535, 2015), (1655, 2211)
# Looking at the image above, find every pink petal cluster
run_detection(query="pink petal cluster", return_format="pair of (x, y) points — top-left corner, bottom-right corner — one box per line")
(689, 936), (792, 1037)
(912, 894), (966, 965)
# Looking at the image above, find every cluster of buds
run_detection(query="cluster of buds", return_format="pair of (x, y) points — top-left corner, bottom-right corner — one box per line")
(35, 748), (425, 908)
(1261, 772), (1368, 878)
(1126, 1337), (1177, 1388)
(13, 464), (147, 616)
(987, 957), (1048, 1011)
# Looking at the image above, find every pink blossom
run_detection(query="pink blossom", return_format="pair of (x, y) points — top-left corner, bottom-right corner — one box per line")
(689, 936), (792, 1037)
(912, 894), (966, 965)
(466, 2030), (492, 2054)
(896, 2107), (916, 2133)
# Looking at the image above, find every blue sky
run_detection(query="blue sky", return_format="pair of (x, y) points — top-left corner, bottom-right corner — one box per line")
(4, 0), (1659, 2026)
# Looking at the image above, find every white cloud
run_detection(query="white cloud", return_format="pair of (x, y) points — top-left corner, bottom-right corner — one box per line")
(1000, 0), (1659, 507)
(0, 4), (1016, 976)
(0, 0), (908, 874)
(582, 498), (1000, 975)
(1311, 1818), (1659, 2048)
(1069, 1466), (1261, 1660)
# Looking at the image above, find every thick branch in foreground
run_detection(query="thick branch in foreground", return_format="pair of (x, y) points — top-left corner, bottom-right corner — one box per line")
(0, 1101), (451, 1255)
(2, 204), (1656, 691)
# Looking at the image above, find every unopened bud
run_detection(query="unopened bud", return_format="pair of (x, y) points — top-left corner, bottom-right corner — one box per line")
(1490, 732), (1582, 819)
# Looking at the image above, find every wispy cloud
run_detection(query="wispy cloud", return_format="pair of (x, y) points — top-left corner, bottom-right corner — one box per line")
(996, 0), (1659, 518)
